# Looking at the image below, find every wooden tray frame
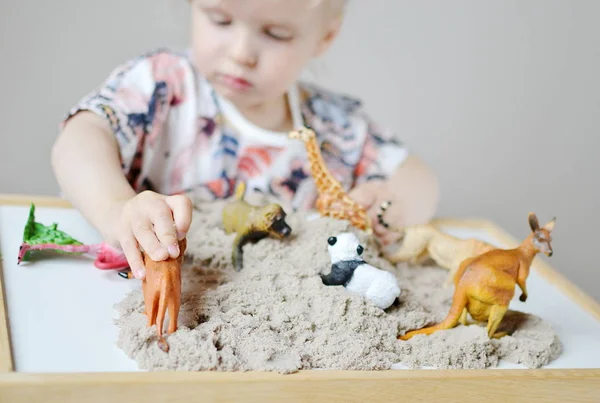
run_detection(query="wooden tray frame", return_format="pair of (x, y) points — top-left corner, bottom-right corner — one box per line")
(0, 194), (599, 403)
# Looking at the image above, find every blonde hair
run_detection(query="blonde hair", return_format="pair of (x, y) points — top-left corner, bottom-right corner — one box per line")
(327, 0), (349, 15)
(304, 0), (348, 17)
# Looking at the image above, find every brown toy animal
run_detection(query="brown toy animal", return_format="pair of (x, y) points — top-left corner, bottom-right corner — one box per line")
(142, 237), (187, 352)
(399, 212), (555, 341)
(222, 182), (292, 271)
(383, 222), (495, 287)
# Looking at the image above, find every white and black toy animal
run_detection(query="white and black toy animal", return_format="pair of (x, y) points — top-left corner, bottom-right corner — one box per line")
(321, 232), (401, 310)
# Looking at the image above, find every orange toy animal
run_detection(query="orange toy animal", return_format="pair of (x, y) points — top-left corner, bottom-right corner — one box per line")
(399, 212), (555, 341)
(288, 126), (372, 234)
(142, 237), (187, 352)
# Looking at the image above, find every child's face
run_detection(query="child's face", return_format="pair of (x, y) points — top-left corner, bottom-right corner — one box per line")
(190, 0), (342, 109)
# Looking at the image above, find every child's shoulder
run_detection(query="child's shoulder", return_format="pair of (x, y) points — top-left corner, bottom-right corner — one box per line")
(296, 80), (377, 136)
(93, 47), (216, 115)
(297, 80), (364, 117)
(104, 48), (196, 85)
(114, 47), (193, 71)
(295, 81), (408, 185)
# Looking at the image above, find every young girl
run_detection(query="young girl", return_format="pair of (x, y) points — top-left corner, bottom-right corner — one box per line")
(51, 0), (439, 280)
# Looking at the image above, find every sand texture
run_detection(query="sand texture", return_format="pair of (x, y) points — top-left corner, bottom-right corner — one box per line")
(114, 199), (562, 373)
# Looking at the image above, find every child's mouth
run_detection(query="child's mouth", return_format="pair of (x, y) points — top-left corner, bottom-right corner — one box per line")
(220, 74), (252, 91)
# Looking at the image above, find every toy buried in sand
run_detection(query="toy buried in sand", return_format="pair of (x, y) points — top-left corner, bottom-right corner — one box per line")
(378, 202), (495, 287)
(17, 203), (129, 271)
(399, 212), (555, 341)
(222, 181), (292, 271)
(321, 232), (401, 310)
(142, 237), (187, 352)
(288, 126), (373, 234)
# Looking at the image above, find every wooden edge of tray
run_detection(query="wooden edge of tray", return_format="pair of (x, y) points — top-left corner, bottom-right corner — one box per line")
(0, 255), (13, 373)
(0, 368), (599, 403)
(0, 194), (72, 209)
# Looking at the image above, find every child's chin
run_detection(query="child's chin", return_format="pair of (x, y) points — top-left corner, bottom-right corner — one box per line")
(218, 86), (258, 103)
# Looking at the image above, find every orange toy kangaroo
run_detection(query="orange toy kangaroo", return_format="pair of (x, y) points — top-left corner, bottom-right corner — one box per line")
(399, 213), (555, 341)
(142, 238), (187, 352)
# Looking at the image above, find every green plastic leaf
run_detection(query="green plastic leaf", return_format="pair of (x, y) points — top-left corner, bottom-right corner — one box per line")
(21, 203), (83, 261)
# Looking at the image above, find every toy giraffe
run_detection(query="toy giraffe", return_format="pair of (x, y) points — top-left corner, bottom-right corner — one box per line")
(289, 126), (372, 234)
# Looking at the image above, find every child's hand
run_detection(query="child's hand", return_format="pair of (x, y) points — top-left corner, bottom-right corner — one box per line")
(348, 181), (404, 246)
(109, 191), (193, 280)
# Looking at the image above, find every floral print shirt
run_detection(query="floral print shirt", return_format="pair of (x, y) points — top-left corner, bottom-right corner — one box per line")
(62, 49), (408, 211)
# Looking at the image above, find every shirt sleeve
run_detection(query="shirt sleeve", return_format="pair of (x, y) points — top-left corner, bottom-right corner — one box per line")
(59, 49), (190, 190)
(353, 109), (409, 185)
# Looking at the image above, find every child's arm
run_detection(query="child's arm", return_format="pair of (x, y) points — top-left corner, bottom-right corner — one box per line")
(51, 111), (192, 279)
(52, 50), (196, 279)
(345, 105), (440, 242)
(52, 111), (136, 240)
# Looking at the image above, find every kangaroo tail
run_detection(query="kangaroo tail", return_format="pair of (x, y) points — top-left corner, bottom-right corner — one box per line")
(399, 289), (468, 340)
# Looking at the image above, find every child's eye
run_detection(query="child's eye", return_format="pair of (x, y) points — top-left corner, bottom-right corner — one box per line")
(264, 26), (293, 41)
(206, 10), (231, 26)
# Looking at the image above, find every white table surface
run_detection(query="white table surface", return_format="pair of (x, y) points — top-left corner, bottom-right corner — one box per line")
(1, 205), (599, 373)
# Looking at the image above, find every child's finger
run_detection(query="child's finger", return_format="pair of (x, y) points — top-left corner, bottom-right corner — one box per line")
(132, 215), (169, 262)
(372, 214), (392, 240)
(372, 218), (388, 237)
(148, 200), (180, 258)
(368, 199), (404, 245)
(383, 201), (404, 229)
(377, 228), (403, 246)
(119, 232), (146, 279)
(384, 231), (404, 245)
(165, 195), (193, 240)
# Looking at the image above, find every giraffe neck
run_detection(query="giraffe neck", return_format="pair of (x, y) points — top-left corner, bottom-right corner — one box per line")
(304, 135), (340, 192)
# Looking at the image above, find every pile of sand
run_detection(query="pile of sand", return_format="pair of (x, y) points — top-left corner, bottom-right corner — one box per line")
(114, 199), (562, 373)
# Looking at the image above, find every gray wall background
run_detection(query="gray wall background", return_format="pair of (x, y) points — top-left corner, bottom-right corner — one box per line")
(1, 1), (599, 302)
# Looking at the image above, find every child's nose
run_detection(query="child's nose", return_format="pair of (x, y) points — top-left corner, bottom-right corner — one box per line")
(230, 29), (258, 68)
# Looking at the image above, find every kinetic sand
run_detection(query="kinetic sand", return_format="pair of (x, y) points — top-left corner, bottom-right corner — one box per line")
(114, 199), (562, 373)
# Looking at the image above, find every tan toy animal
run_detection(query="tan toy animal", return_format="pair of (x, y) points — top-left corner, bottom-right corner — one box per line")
(383, 223), (495, 286)
(222, 182), (292, 271)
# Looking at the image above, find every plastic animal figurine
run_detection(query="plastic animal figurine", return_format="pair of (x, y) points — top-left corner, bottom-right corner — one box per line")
(222, 181), (292, 271)
(382, 221), (495, 287)
(399, 212), (555, 341)
(17, 203), (129, 271)
(142, 237), (187, 352)
(321, 232), (401, 310)
(288, 127), (372, 234)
